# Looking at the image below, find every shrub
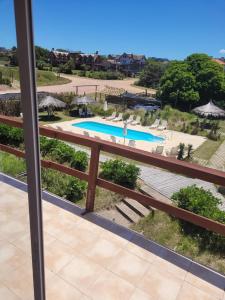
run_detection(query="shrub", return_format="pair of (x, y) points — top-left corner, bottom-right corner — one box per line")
(0, 124), (23, 147)
(50, 142), (75, 163)
(41, 169), (87, 202)
(177, 143), (185, 160)
(172, 185), (225, 252)
(64, 177), (87, 202)
(100, 159), (140, 189)
(70, 151), (88, 172)
(39, 137), (59, 156)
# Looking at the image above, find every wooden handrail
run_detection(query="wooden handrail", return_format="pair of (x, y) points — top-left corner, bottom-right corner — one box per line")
(0, 115), (225, 237)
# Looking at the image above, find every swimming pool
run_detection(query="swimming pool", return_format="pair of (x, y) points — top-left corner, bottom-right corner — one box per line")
(72, 121), (164, 142)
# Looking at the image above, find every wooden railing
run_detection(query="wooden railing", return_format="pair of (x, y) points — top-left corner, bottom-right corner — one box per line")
(1, 115), (225, 236)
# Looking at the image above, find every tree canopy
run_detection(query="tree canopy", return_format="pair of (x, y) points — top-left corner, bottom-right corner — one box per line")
(137, 60), (168, 88)
(158, 53), (225, 110)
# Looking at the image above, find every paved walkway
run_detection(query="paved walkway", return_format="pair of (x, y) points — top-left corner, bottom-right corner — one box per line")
(208, 140), (225, 171)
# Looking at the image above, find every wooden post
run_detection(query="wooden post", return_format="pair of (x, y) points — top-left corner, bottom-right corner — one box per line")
(86, 144), (100, 212)
(95, 85), (97, 101)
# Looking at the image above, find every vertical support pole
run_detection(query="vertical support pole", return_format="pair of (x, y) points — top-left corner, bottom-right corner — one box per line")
(95, 85), (97, 101)
(13, 1), (45, 300)
(86, 144), (100, 212)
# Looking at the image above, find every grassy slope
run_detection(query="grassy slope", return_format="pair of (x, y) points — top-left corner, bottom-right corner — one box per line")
(132, 211), (225, 274)
(0, 66), (70, 86)
(38, 111), (76, 124)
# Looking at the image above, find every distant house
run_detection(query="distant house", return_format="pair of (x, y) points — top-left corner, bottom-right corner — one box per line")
(70, 52), (102, 69)
(107, 53), (147, 74)
(49, 49), (70, 66)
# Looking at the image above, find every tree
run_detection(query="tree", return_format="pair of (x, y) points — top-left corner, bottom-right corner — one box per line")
(158, 54), (225, 110)
(157, 61), (199, 109)
(137, 60), (168, 88)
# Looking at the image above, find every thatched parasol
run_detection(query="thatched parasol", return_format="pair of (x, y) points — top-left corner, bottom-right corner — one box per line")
(39, 96), (66, 116)
(71, 96), (95, 105)
(192, 101), (225, 118)
(101, 85), (125, 96)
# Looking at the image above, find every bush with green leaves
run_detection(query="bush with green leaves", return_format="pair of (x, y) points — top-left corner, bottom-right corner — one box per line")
(70, 151), (88, 172)
(172, 185), (225, 252)
(0, 124), (23, 147)
(64, 177), (87, 202)
(41, 168), (87, 202)
(100, 159), (140, 189)
(50, 141), (75, 164)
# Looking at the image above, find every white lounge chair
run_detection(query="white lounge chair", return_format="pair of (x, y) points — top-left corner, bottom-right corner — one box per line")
(83, 131), (90, 137)
(131, 115), (141, 125)
(113, 113), (123, 122)
(150, 119), (160, 129)
(106, 111), (116, 121)
(158, 120), (168, 130)
(166, 146), (178, 157)
(128, 140), (136, 148)
(152, 145), (164, 155)
(94, 135), (101, 140)
(126, 115), (135, 124)
(110, 135), (117, 143)
(20, 113), (23, 118)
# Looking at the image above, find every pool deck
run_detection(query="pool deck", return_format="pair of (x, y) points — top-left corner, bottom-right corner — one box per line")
(47, 117), (206, 154)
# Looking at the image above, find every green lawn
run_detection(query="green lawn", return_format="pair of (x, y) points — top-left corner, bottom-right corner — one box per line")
(131, 211), (225, 274)
(194, 138), (225, 161)
(0, 66), (71, 86)
(38, 111), (76, 125)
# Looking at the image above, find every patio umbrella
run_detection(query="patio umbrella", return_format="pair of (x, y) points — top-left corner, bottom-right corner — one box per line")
(39, 96), (66, 116)
(123, 121), (128, 144)
(71, 96), (95, 105)
(192, 100), (225, 118)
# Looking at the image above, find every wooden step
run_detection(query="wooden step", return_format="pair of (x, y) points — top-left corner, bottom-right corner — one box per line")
(123, 198), (150, 217)
(115, 202), (141, 223)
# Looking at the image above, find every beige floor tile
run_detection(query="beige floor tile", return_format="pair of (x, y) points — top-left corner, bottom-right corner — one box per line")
(185, 272), (224, 299)
(130, 288), (156, 300)
(46, 274), (83, 300)
(100, 229), (129, 248)
(58, 254), (104, 295)
(0, 218), (29, 242)
(85, 237), (122, 268)
(177, 282), (217, 300)
(108, 249), (150, 286)
(44, 216), (76, 238)
(87, 270), (135, 300)
(0, 240), (27, 282)
(138, 265), (183, 300)
(153, 255), (190, 280)
(44, 239), (75, 273)
(0, 284), (20, 300)
(125, 241), (158, 263)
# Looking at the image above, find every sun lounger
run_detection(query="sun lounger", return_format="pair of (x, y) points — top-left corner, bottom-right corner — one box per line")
(128, 140), (136, 148)
(110, 135), (117, 143)
(106, 111), (116, 120)
(166, 146), (178, 157)
(152, 145), (164, 155)
(126, 115), (135, 124)
(83, 131), (90, 137)
(150, 119), (160, 129)
(131, 115), (141, 125)
(113, 113), (123, 122)
(158, 120), (168, 130)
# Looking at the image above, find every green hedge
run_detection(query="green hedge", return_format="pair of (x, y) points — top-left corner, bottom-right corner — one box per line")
(0, 125), (88, 172)
(172, 185), (225, 252)
(100, 159), (140, 189)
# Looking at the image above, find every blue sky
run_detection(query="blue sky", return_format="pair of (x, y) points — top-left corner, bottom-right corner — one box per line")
(1, 0), (225, 59)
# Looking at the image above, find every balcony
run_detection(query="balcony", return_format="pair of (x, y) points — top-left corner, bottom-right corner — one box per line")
(1, 174), (225, 300)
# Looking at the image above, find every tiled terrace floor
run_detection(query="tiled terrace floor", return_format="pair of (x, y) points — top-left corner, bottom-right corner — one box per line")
(0, 175), (225, 300)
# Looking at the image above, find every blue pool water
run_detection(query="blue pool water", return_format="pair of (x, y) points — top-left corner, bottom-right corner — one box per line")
(72, 121), (164, 142)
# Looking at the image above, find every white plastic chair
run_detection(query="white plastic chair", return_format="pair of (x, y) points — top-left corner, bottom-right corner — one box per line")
(106, 111), (116, 120)
(128, 140), (136, 148)
(131, 115), (141, 125)
(150, 119), (160, 129)
(113, 113), (123, 122)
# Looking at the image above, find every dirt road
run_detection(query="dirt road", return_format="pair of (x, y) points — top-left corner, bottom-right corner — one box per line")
(0, 74), (156, 95)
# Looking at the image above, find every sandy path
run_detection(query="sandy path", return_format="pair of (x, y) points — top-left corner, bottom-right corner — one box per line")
(0, 74), (156, 95)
